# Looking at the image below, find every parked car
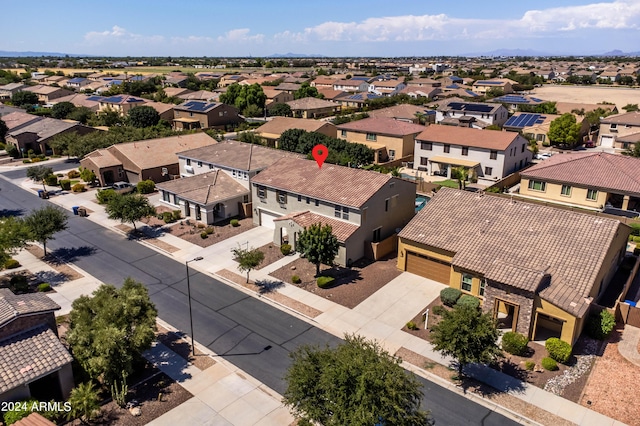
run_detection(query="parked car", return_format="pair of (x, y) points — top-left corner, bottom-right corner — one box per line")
(535, 152), (552, 160)
(584, 140), (595, 148)
(110, 182), (135, 194)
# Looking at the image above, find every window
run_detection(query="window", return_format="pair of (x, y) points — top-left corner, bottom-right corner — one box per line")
(298, 194), (302, 202)
(389, 149), (396, 159)
(197, 161), (202, 167)
(587, 189), (598, 201)
(209, 164), (214, 169)
(257, 186), (266, 199)
(335, 204), (341, 218)
(232, 170), (237, 177)
(366, 133), (377, 141)
(421, 141), (432, 151)
(443, 144), (450, 153)
(373, 227), (382, 243)
(385, 198), (389, 212)
(173, 194), (179, 205)
(315, 199), (319, 207)
(484, 166), (493, 176)
(186, 159), (191, 166)
(521, 143), (526, 153)
(162, 191), (170, 202)
(610, 123), (618, 131)
(490, 150), (498, 160)
(528, 180), (546, 192)
(462, 147), (469, 156)
(277, 191), (287, 205)
(306, 197), (310, 204)
(342, 206), (349, 220)
(479, 280), (486, 297)
(420, 157), (428, 166)
(243, 194), (249, 203)
(341, 130), (347, 137)
(461, 273), (473, 292)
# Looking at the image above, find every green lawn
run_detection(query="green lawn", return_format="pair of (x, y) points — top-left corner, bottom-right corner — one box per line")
(437, 179), (461, 189)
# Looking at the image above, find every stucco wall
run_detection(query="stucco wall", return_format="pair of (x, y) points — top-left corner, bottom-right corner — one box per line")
(519, 178), (609, 209)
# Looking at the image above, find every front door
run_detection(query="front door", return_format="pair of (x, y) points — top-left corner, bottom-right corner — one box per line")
(494, 299), (519, 332)
(184, 201), (190, 217)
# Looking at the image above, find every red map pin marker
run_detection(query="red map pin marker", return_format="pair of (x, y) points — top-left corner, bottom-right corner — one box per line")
(312, 144), (329, 169)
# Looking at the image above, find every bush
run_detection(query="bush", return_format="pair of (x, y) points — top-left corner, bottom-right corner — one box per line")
(137, 179), (155, 194)
(292, 275), (301, 284)
(629, 223), (640, 237)
(541, 357), (558, 371)
(197, 223), (206, 229)
(80, 168), (96, 183)
(456, 294), (480, 309)
(200, 232), (208, 239)
(432, 305), (446, 316)
(10, 275), (28, 292)
(172, 210), (182, 221)
(501, 332), (529, 356)
(4, 259), (20, 269)
(67, 169), (80, 178)
(440, 287), (462, 307)
(38, 282), (51, 292)
(3, 399), (50, 425)
(205, 227), (214, 235)
(60, 179), (71, 190)
(162, 212), (174, 223)
(317, 276), (335, 288)
(586, 310), (616, 340)
(524, 361), (536, 371)
(280, 244), (292, 255)
(96, 188), (117, 204)
(22, 159), (32, 164)
(72, 183), (86, 192)
(406, 321), (419, 330)
(45, 174), (58, 186)
(545, 337), (572, 364)
(633, 235), (640, 243)
(230, 219), (240, 227)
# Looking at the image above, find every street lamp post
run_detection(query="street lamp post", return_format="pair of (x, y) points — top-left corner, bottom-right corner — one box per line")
(185, 256), (203, 357)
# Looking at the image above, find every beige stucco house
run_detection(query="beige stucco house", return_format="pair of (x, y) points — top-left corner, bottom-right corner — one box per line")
(598, 111), (640, 151)
(254, 117), (337, 147)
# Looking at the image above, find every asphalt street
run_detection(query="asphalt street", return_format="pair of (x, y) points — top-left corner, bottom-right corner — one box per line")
(0, 173), (520, 426)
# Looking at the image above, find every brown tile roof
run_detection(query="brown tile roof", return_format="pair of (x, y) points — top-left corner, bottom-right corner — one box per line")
(178, 90), (218, 101)
(317, 88), (349, 100)
(555, 102), (617, 115)
(178, 140), (304, 172)
(163, 87), (192, 97)
(286, 97), (337, 110)
(367, 104), (433, 121)
(52, 94), (101, 110)
(84, 149), (121, 168)
(601, 111), (640, 126)
(156, 170), (248, 205)
(10, 118), (84, 142)
(251, 157), (395, 208)
(13, 413), (56, 426)
(616, 131), (640, 143)
(0, 289), (60, 327)
(1, 112), (42, 131)
(255, 117), (335, 136)
(336, 117), (425, 136)
(485, 261), (550, 292)
(274, 211), (359, 242)
(521, 152), (640, 197)
(398, 188), (624, 317)
(416, 125), (521, 151)
(0, 325), (72, 393)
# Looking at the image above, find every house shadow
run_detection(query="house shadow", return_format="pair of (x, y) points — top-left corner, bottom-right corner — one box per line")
(49, 246), (97, 263)
(31, 270), (69, 287)
(319, 266), (362, 288)
(0, 208), (24, 218)
(463, 362), (527, 396)
(254, 278), (284, 294)
(127, 225), (170, 240)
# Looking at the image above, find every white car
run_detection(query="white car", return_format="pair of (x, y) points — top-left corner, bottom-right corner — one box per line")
(535, 153), (552, 160)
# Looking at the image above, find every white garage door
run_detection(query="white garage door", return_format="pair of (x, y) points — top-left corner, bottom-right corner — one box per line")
(601, 135), (614, 148)
(259, 210), (279, 229)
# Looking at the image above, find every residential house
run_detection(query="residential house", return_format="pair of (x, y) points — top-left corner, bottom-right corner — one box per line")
(41, 75), (66, 86)
(286, 97), (340, 119)
(397, 188), (629, 345)
(310, 77), (338, 89)
(1, 111), (41, 132)
(366, 104), (436, 125)
(172, 101), (242, 130)
(336, 117), (425, 163)
(316, 88), (346, 102)
(503, 112), (590, 146)
(163, 72), (188, 88)
(5, 118), (96, 155)
(274, 82), (301, 94)
(598, 111), (640, 150)
(178, 90), (219, 102)
(332, 79), (369, 92)
(333, 92), (381, 110)
(143, 101), (175, 122)
(0, 83), (25, 100)
(22, 85), (73, 104)
(398, 86), (441, 100)
(599, 71), (620, 83)
(80, 133), (216, 186)
(490, 94), (546, 112)
(251, 157), (416, 265)
(163, 87), (192, 98)
(254, 117), (337, 147)
(50, 93), (101, 112)
(519, 152), (640, 211)
(368, 80), (406, 96)
(471, 78), (517, 95)
(555, 102), (618, 116)
(97, 95), (147, 115)
(436, 100), (508, 128)
(66, 77), (91, 89)
(414, 125), (532, 184)
(0, 289), (74, 402)
(218, 75), (246, 88)
(406, 78), (442, 88)
(0, 104), (23, 118)
(263, 89), (293, 109)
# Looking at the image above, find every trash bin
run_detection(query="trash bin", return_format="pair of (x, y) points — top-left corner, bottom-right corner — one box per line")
(72, 206), (79, 215)
(78, 208), (87, 217)
(38, 190), (44, 198)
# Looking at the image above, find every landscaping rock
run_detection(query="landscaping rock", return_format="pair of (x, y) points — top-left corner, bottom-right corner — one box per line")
(129, 406), (142, 416)
(290, 266), (296, 270)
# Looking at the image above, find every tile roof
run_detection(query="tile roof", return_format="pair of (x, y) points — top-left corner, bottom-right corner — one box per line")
(1, 112), (42, 131)
(100, 95), (146, 105)
(555, 102), (617, 115)
(286, 97), (337, 110)
(274, 211), (359, 242)
(521, 152), (640, 197)
(156, 170), (248, 205)
(616, 131), (640, 143)
(52, 94), (101, 110)
(416, 125), (521, 151)
(0, 325), (72, 393)
(366, 104), (435, 121)
(9, 118), (78, 142)
(336, 117), (425, 136)
(13, 412), (56, 426)
(255, 117), (335, 136)
(398, 188), (624, 317)
(83, 148), (121, 168)
(601, 111), (640, 126)
(0, 289), (60, 327)
(251, 157), (395, 208)
(485, 261), (550, 292)
(173, 100), (222, 113)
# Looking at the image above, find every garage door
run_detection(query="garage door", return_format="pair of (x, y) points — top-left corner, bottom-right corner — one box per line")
(406, 252), (450, 284)
(259, 210), (279, 229)
(600, 135), (614, 148)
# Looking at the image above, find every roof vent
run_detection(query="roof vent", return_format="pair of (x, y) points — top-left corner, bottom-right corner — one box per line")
(569, 302), (577, 307)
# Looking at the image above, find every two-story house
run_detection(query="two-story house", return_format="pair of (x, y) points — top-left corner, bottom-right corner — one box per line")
(436, 100), (509, 128)
(172, 100), (243, 130)
(368, 80), (406, 96)
(22, 85), (73, 104)
(332, 79), (369, 92)
(414, 125), (532, 184)
(336, 117), (425, 164)
(97, 94), (147, 115)
(471, 78), (517, 95)
(254, 117), (337, 148)
(598, 111), (640, 150)
(286, 97), (341, 119)
(251, 157), (416, 265)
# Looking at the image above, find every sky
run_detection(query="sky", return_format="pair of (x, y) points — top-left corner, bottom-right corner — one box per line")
(3, 0), (640, 57)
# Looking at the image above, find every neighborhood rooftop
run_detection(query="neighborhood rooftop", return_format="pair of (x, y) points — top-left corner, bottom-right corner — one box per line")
(0, 289), (60, 327)
(416, 125), (522, 151)
(336, 117), (425, 136)
(156, 170), (248, 205)
(255, 117), (334, 135)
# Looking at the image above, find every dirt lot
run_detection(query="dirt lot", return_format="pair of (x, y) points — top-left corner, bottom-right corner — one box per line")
(269, 255), (402, 309)
(531, 85), (640, 110)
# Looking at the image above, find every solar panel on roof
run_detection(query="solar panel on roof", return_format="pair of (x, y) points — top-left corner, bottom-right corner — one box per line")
(477, 81), (501, 85)
(505, 113), (545, 128)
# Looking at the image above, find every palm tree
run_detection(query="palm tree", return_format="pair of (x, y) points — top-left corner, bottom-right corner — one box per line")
(452, 166), (468, 190)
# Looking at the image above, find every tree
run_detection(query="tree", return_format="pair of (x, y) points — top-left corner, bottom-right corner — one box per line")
(105, 193), (156, 231)
(51, 101), (76, 119)
(220, 83), (266, 112)
(296, 223), (339, 276)
(80, 168), (97, 185)
(67, 106), (95, 124)
(623, 103), (639, 112)
(430, 304), (501, 378)
(270, 103), (292, 117)
(23, 206), (68, 256)
(231, 246), (265, 283)
(26, 165), (54, 192)
(67, 278), (157, 386)
(49, 132), (81, 157)
(623, 142), (640, 157)
(294, 83), (323, 100)
(66, 382), (101, 423)
(548, 113), (581, 148)
(283, 334), (433, 426)
(0, 118), (7, 142)
(127, 105), (160, 128)
(11, 91), (38, 106)
(451, 166), (468, 189)
(0, 217), (31, 265)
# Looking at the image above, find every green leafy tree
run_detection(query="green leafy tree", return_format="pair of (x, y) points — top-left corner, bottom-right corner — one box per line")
(66, 382), (101, 423)
(0, 217), (31, 265)
(49, 132), (81, 157)
(0, 118), (7, 142)
(23, 205), (68, 256)
(67, 278), (157, 386)
(283, 334), (433, 426)
(220, 83), (266, 112)
(67, 106), (95, 124)
(584, 107), (615, 128)
(51, 101), (76, 119)
(297, 223), (339, 276)
(623, 103), (639, 112)
(548, 113), (581, 148)
(231, 246), (265, 283)
(623, 142), (640, 157)
(127, 105), (160, 128)
(105, 193), (156, 231)
(451, 166), (468, 190)
(11, 91), (38, 106)
(80, 168), (97, 185)
(26, 165), (54, 192)
(294, 82), (323, 100)
(92, 107), (123, 127)
(430, 305), (501, 377)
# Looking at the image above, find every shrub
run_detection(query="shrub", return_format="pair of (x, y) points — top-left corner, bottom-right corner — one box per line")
(197, 223), (206, 229)
(524, 361), (536, 371)
(280, 244), (292, 255)
(205, 227), (214, 235)
(162, 212), (174, 223)
(200, 232), (208, 239)
(4, 259), (20, 269)
(22, 159), (31, 163)
(80, 168), (96, 183)
(72, 183), (86, 192)
(172, 210), (182, 221)
(406, 321), (419, 330)
(317, 276), (335, 288)
(440, 287), (462, 307)
(96, 188), (117, 204)
(45, 174), (58, 186)
(10, 275), (28, 292)
(137, 179), (155, 194)
(38, 283), (51, 292)
(630, 223), (640, 237)
(67, 169), (80, 179)
(60, 179), (71, 190)
(230, 219), (240, 227)
(501, 331), (529, 356)
(456, 294), (480, 309)
(545, 337), (572, 364)
(634, 236), (640, 243)
(586, 310), (616, 340)
(541, 357), (558, 371)
(3, 399), (49, 425)
(291, 275), (301, 284)
(432, 305), (446, 316)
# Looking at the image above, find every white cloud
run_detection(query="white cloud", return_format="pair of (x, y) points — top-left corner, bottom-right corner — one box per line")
(83, 26), (164, 45)
(217, 28), (264, 43)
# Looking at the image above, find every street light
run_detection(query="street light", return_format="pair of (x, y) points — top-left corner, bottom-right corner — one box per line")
(185, 256), (203, 357)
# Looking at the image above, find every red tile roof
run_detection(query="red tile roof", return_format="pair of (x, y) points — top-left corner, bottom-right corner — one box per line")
(336, 117), (425, 137)
(416, 125), (521, 151)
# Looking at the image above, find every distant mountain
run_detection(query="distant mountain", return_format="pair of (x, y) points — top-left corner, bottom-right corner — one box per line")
(0, 50), (88, 57)
(463, 48), (557, 57)
(598, 49), (640, 57)
(268, 52), (326, 58)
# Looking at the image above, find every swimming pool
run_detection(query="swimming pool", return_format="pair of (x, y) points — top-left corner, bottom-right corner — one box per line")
(415, 195), (430, 212)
